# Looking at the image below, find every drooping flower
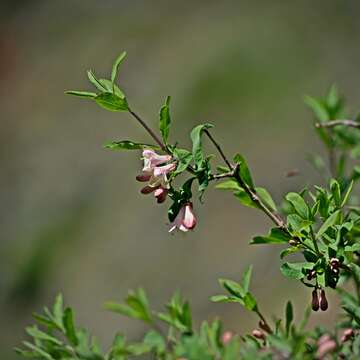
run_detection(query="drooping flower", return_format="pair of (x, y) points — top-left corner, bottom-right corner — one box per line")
(169, 202), (197, 232)
(136, 149), (176, 203)
(154, 187), (168, 204)
(142, 149), (172, 172)
(316, 335), (336, 359)
(341, 328), (354, 343)
(311, 289), (319, 311)
(319, 289), (328, 311)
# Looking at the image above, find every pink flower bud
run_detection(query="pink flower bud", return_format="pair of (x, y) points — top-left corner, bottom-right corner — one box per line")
(319, 289), (328, 311)
(252, 329), (266, 340)
(136, 173), (151, 182)
(318, 334), (331, 346)
(140, 185), (157, 194)
(341, 328), (354, 343)
(154, 187), (168, 204)
(316, 339), (336, 358)
(169, 202), (197, 233)
(311, 289), (319, 311)
(221, 331), (233, 345)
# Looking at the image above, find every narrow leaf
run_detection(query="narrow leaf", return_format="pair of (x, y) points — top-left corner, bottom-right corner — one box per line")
(111, 51), (127, 83)
(65, 90), (97, 98)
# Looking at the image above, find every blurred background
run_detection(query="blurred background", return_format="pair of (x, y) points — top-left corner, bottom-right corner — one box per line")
(1, 0), (360, 358)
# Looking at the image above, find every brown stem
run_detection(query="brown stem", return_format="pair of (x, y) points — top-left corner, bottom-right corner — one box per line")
(204, 129), (233, 170)
(233, 164), (286, 229)
(315, 119), (360, 129)
(128, 108), (166, 151)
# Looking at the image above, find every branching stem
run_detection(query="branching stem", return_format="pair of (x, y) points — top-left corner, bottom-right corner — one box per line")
(315, 119), (360, 129)
(204, 129), (233, 170)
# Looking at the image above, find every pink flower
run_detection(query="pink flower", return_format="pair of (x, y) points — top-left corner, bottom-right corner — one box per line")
(142, 149), (172, 172)
(136, 149), (176, 192)
(316, 336), (336, 359)
(154, 187), (168, 204)
(153, 162), (176, 177)
(221, 331), (233, 345)
(169, 202), (197, 232)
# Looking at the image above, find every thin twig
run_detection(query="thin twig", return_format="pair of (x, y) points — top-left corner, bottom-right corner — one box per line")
(315, 119), (360, 129)
(209, 170), (236, 180)
(204, 129), (233, 170)
(232, 164), (286, 229)
(129, 108), (166, 150)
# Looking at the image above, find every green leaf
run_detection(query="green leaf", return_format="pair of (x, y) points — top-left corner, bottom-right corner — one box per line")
(219, 279), (245, 298)
(159, 96), (171, 144)
(190, 123), (213, 168)
(172, 148), (193, 175)
(350, 263), (360, 286)
(98, 79), (125, 98)
(65, 90), (97, 98)
(104, 140), (157, 150)
(251, 228), (291, 245)
(280, 246), (302, 259)
(341, 180), (354, 207)
(256, 187), (277, 211)
(304, 95), (329, 122)
(233, 154), (255, 189)
(111, 51), (127, 84)
(285, 192), (309, 219)
(26, 325), (62, 345)
(241, 265), (253, 293)
(287, 214), (312, 233)
(53, 294), (64, 330)
(280, 262), (312, 280)
(87, 70), (107, 91)
(143, 330), (166, 354)
(104, 288), (152, 324)
(243, 292), (257, 311)
(316, 210), (341, 239)
(210, 295), (241, 303)
(216, 180), (242, 191)
(285, 301), (293, 337)
(63, 308), (78, 346)
(95, 92), (129, 112)
(330, 179), (341, 208)
(234, 189), (258, 208)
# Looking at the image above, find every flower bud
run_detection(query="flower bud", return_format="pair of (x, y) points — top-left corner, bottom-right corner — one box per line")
(319, 289), (328, 311)
(252, 329), (265, 341)
(136, 174), (151, 182)
(311, 289), (319, 311)
(154, 187), (168, 204)
(307, 270), (316, 281)
(341, 328), (354, 343)
(140, 185), (157, 194)
(221, 331), (233, 345)
(318, 334), (331, 346)
(288, 239), (298, 246)
(316, 339), (336, 358)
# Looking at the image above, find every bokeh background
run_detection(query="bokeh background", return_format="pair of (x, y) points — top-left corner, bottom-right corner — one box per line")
(2, 0), (360, 358)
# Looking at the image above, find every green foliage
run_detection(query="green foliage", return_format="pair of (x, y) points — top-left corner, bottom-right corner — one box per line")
(159, 96), (171, 144)
(19, 55), (360, 359)
(104, 140), (157, 150)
